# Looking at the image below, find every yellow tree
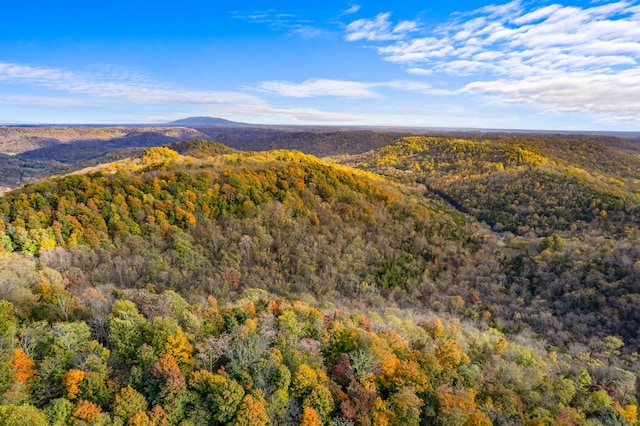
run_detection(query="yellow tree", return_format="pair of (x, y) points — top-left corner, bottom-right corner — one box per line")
(128, 411), (154, 426)
(61, 369), (85, 400)
(229, 393), (269, 426)
(617, 404), (637, 424)
(435, 339), (462, 370)
(302, 384), (335, 423)
(291, 364), (319, 398)
(424, 316), (445, 339)
(189, 369), (245, 423)
(389, 387), (423, 426)
(141, 147), (179, 169)
(436, 385), (488, 426)
(7, 348), (36, 398)
(113, 385), (148, 421)
(163, 327), (194, 367)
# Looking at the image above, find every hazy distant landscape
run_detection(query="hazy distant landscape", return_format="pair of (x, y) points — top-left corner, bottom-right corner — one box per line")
(3, 119), (639, 193)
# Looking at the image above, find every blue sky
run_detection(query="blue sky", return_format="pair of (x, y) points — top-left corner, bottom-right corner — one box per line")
(1, 0), (639, 130)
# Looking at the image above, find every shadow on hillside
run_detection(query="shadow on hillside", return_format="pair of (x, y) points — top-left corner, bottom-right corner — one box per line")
(16, 132), (184, 163)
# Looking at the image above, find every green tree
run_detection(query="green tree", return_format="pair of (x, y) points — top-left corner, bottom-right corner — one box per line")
(291, 364), (318, 398)
(0, 404), (48, 426)
(302, 384), (335, 423)
(113, 385), (148, 421)
(44, 398), (74, 426)
(189, 369), (245, 423)
(108, 300), (146, 365)
(390, 387), (423, 426)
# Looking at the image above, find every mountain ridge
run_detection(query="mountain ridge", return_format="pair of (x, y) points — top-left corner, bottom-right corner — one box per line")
(166, 116), (251, 126)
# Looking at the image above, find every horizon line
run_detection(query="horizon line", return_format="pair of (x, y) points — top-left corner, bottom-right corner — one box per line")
(1, 121), (640, 137)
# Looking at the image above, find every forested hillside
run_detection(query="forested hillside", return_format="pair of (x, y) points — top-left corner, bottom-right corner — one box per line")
(338, 135), (640, 347)
(195, 128), (411, 157)
(340, 134), (640, 235)
(0, 126), (410, 192)
(0, 138), (639, 425)
(0, 127), (209, 191)
(0, 142), (497, 305)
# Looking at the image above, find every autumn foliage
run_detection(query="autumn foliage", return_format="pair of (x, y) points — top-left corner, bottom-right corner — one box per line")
(61, 369), (85, 400)
(9, 348), (35, 384)
(0, 139), (639, 424)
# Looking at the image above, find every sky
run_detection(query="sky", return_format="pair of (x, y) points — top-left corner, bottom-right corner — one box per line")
(1, 0), (639, 131)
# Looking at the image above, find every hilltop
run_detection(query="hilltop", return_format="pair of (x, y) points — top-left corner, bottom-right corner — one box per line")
(338, 134), (640, 235)
(0, 141), (497, 308)
(0, 125), (409, 191)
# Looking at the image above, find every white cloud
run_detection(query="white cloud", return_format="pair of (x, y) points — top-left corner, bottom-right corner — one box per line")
(257, 79), (379, 98)
(290, 26), (325, 40)
(512, 4), (563, 24)
(0, 61), (265, 106)
(473, 51), (504, 61)
(0, 62), (76, 85)
(0, 95), (93, 107)
(406, 67), (432, 75)
(0, 61), (376, 125)
(374, 80), (432, 93)
(342, 4), (361, 15)
(461, 68), (640, 121)
(257, 78), (440, 98)
(393, 20), (419, 34)
(270, 107), (367, 122)
(230, 9), (324, 39)
(344, 1), (640, 121)
(345, 13), (418, 41)
(379, 37), (455, 63)
(477, 0), (522, 19)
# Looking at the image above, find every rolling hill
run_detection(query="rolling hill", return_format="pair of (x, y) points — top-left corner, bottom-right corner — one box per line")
(336, 134), (640, 347)
(0, 141), (499, 308)
(338, 134), (640, 236)
(1, 137), (640, 425)
(0, 125), (410, 191)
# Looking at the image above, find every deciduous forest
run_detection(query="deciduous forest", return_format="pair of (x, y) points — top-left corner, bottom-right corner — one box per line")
(1, 133), (639, 425)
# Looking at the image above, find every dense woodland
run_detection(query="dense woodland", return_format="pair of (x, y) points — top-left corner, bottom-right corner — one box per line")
(339, 135), (640, 347)
(0, 136), (640, 425)
(197, 129), (411, 158)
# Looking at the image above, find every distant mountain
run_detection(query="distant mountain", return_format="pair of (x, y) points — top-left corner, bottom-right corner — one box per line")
(167, 116), (250, 126)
